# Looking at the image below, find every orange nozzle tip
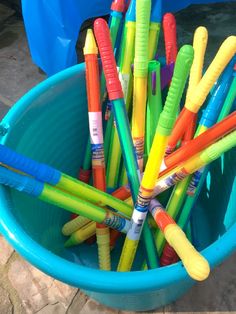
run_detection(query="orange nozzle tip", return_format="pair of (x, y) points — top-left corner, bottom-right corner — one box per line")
(83, 29), (98, 55)
(111, 0), (126, 12)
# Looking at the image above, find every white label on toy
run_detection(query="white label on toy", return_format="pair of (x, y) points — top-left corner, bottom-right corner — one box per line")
(128, 209), (147, 241)
(119, 72), (130, 102)
(160, 159), (167, 172)
(153, 168), (188, 196)
(88, 112), (103, 144)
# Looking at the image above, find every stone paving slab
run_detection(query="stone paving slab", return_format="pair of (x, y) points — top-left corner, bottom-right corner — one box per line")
(80, 299), (119, 314)
(67, 291), (88, 314)
(0, 285), (13, 314)
(8, 258), (77, 313)
(36, 303), (67, 314)
(4, 230), (236, 314)
(0, 236), (14, 265)
(164, 252), (236, 313)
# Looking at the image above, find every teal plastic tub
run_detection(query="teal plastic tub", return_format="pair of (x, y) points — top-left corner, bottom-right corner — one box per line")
(0, 63), (235, 311)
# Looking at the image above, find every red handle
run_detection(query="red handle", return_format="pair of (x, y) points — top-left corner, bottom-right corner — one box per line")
(78, 168), (91, 184)
(181, 114), (197, 146)
(163, 13), (178, 65)
(160, 243), (179, 266)
(94, 18), (123, 100)
(111, 0), (126, 12)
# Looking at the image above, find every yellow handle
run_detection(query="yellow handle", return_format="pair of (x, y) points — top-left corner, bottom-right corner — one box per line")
(132, 76), (148, 171)
(62, 216), (91, 236)
(164, 224), (210, 281)
(124, 196), (133, 206)
(132, 77), (148, 139)
(96, 227), (111, 270)
(148, 22), (161, 60)
(185, 26), (208, 103)
(64, 221), (96, 247)
(117, 238), (139, 271)
(186, 36), (236, 113)
(121, 21), (136, 74)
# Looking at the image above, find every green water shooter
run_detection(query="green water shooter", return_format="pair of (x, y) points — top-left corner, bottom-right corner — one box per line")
(0, 165), (131, 234)
(177, 71), (236, 233)
(106, 0), (136, 189)
(83, 3), (125, 176)
(118, 44), (194, 271)
(155, 60), (235, 253)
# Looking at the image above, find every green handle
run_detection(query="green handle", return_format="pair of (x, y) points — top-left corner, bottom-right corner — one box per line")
(201, 130), (236, 163)
(157, 45), (194, 136)
(217, 76), (236, 122)
(146, 60), (162, 154)
(134, 0), (151, 77)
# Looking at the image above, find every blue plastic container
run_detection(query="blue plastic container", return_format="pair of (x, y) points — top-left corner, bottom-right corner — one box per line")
(0, 64), (235, 311)
(21, 0), (235, 76)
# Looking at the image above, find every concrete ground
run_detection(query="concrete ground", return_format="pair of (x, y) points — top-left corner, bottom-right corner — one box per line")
(0, 2), (236, 313)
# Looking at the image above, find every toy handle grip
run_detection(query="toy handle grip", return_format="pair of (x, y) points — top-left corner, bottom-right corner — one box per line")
(96, 226), (111, 270)
(117, 237), (139, 271)
(186, 36), (236, 113)
(0, 166), (43, 196)
(157, 45), (194, 136)
(185, 26), (208, 102)
(62, 216), (91, 236)
(111, 0), (126, 13)
(160, 242), (179, 266)
(134, 0), (151, 76)
(0, 144), (61, 185)
(164, 224), (210, 281)
(163, 13), (178, 65)
(94, 18), (123, 101)
(201, 129), (236, 164)
(78, 168), (91, 183)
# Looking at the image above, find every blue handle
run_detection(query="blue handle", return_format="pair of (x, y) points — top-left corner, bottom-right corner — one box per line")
(200, 56), (236, 128)
(111, 11), (123, 19)
(0, 166), (44, 197)
(126, 0), (136, 21)
(0, 144), (61, 185)
(151, 0), (162, 23)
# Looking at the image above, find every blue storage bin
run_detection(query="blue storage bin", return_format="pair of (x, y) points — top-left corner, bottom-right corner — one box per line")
(21, 0), (235, 76)
(0, 63), (235, 311)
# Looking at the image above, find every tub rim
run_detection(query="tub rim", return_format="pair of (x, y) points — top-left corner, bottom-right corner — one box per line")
(0, 63), (235, 293)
